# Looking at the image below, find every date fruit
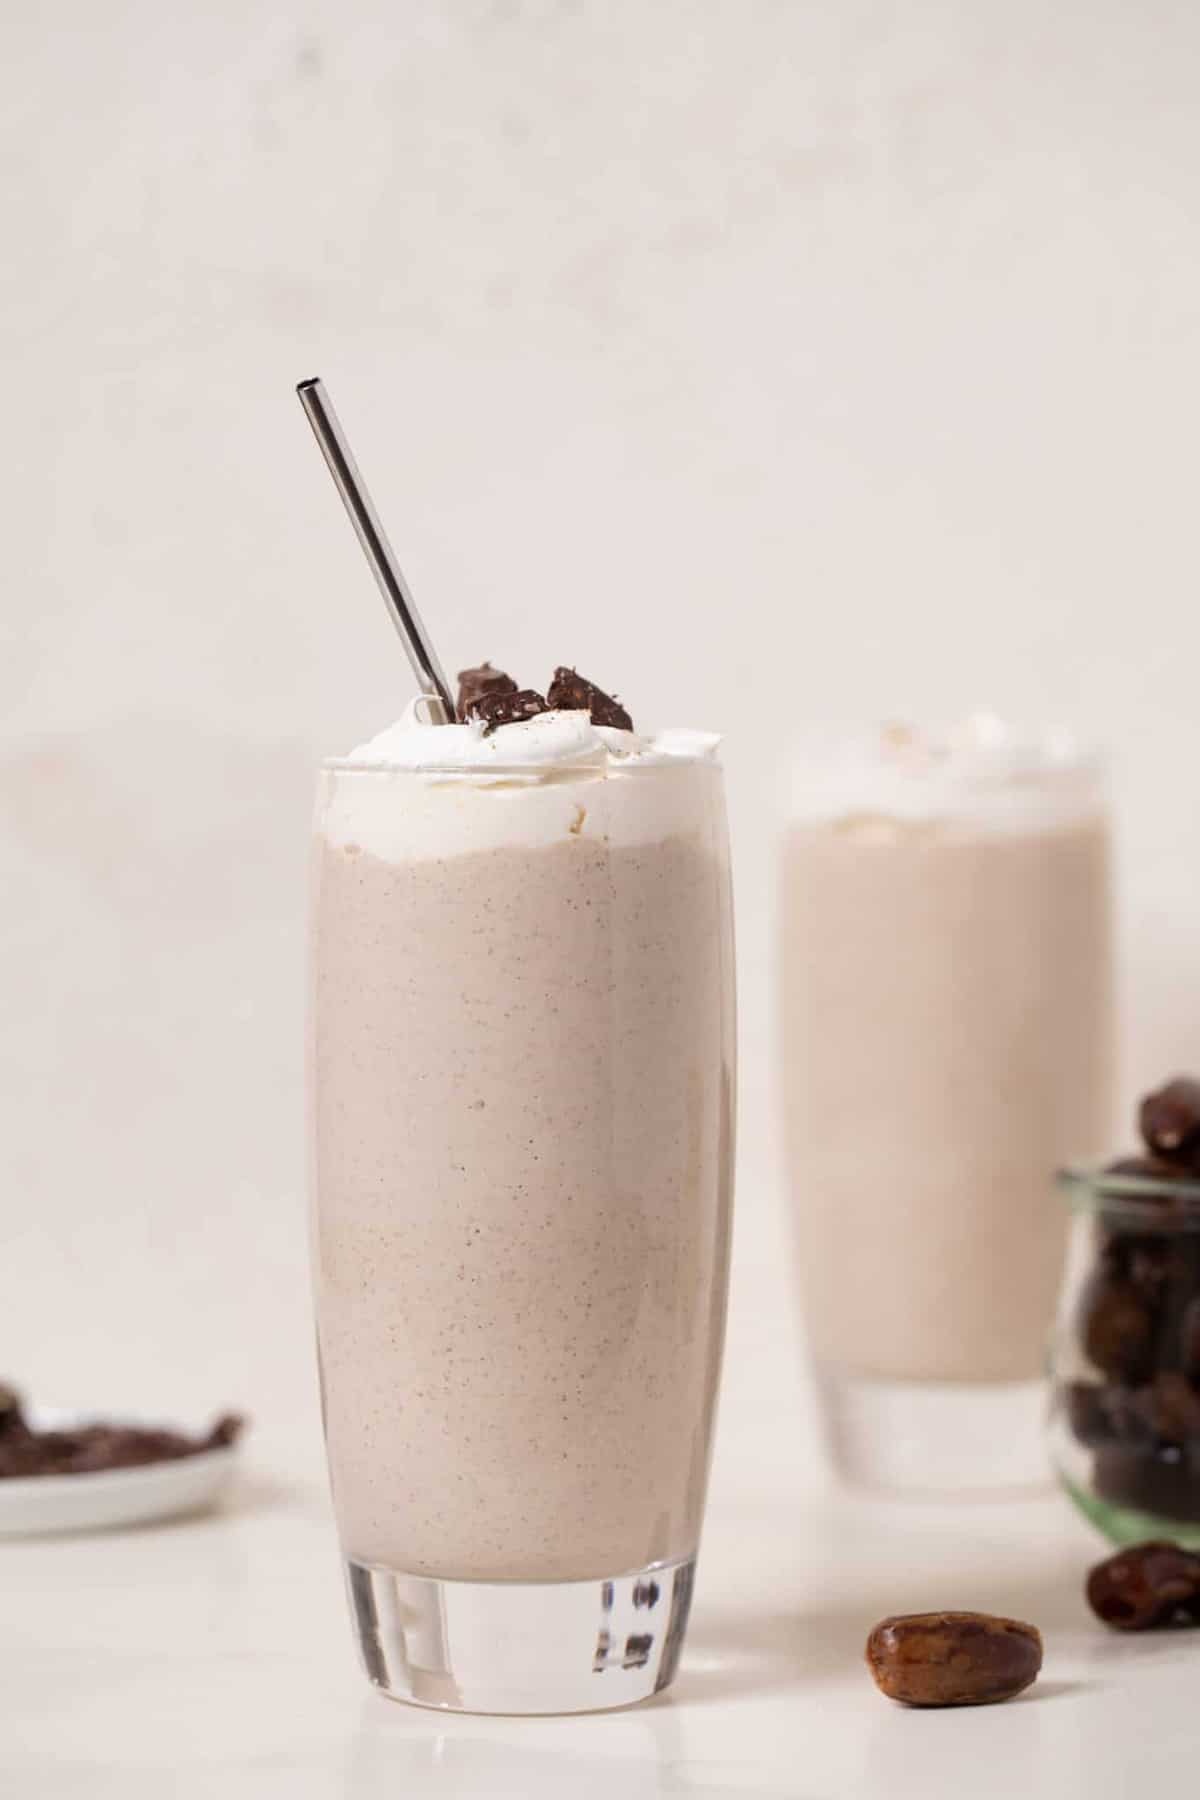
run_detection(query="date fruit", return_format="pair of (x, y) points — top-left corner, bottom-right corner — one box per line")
(865, 1611), (1042, 1707)
(1181, 1297), (1200, 1379)
(1139, 1077), (1200, 1171)
(1077, 1270), (1158, 1383)
(1086, 1540), (1200, 1630)
(1134, 1370), (1200, 1444)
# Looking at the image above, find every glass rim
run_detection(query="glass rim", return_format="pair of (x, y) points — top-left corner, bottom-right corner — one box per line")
(1057, 1160), (1200, 1226)
(318, 755), (719, 779)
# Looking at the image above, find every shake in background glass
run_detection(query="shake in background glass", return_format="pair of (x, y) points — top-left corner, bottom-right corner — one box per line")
(778, 719), (1114, 1492)
(311, 703), (735, 1714)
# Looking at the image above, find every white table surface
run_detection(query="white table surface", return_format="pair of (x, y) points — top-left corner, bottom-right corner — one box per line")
(4, 1428), (1194, 1800)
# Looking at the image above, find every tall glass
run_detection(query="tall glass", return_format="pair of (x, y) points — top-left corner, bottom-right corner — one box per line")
(778, 731), (1114, 1492)
(310, 751), (735, 1713)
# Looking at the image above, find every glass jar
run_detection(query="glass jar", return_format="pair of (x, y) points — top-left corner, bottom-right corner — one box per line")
(1049, 1164), (1200, 1546)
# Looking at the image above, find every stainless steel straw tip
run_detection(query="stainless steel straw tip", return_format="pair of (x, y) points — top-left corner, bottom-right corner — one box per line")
(296, 377), (455, 721)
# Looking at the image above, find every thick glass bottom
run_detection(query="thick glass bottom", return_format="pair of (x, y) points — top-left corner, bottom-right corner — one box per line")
(1056, 1469), (1200, 1550)
(817, 1365), (1052, 1494)
(344, 1553), (696, 1714)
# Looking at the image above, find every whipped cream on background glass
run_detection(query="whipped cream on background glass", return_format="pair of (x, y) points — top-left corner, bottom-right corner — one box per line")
(785, 712), (1102, 834)
(779, 710), (1114, 1492)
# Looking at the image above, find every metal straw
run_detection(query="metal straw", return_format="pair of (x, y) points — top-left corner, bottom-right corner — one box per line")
(296, 377), (455, 723)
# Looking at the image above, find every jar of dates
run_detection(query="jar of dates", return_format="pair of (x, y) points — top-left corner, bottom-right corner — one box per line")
(1050, 1162), (1200, 1546)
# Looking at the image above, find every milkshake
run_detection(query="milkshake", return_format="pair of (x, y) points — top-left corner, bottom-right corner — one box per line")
(779, 719), (1113, 1490)
(311, 690), (734, 1711)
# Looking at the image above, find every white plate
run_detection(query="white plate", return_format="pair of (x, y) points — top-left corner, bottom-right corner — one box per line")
(0, 1408), (241, 1537)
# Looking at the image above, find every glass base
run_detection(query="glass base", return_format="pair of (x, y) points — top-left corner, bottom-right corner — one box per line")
(1057, 1470), (1200, 1550)
(344, 1553), (695, 1715)
(817, 1366), (1052, 1494)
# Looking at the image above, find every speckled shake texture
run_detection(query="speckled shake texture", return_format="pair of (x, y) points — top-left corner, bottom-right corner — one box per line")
(780, 808), (1113, 1384)
(311, 767), (734, 1582)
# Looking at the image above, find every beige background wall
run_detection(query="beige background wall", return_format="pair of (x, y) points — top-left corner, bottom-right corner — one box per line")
(4, 0), (1199, 1479)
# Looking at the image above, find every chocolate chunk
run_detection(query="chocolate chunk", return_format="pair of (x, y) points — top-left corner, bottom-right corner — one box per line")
(546, 667), (633, 732)
(1140, 1078), (1200, 1171)
(865, 1612), (1042, 1707)
(455, 662), (518, 723)
(0, 1386), (247, 1480)
(0, 1384), (25, 1425)
(469, 688), (550, 735)
(207, 1412), (245, 1449)
(0, 1385), (32, 1447)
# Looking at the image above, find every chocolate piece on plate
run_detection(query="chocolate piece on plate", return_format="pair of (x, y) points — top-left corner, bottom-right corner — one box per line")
(0, 1385), (247, 1480)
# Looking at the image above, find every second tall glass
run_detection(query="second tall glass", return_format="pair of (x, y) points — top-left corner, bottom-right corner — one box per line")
(779, 723), (1114, 1493)
(311, 748), (735, 1713)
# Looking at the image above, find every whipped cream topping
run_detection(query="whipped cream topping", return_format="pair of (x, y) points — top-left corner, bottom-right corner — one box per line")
(332, 700), (720, 778)
(319, 702), (724, 863)
(786, 714), (1103, 832)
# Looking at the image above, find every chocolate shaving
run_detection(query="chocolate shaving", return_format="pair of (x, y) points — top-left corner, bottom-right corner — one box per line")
(546, 667), (633, 732)
(0, 1385), (246, 1479)
(470, 688), (550, 735)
